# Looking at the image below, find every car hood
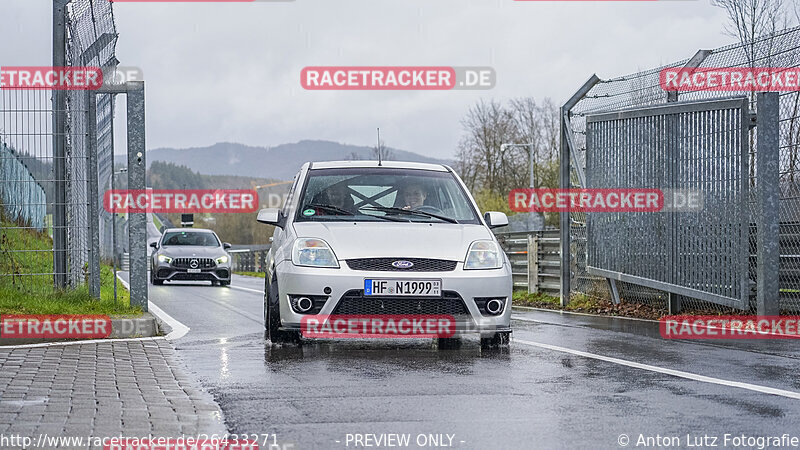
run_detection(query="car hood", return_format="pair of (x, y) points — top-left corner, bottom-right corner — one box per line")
(160, 246), (226, 258)
(291, 222), (494, 261)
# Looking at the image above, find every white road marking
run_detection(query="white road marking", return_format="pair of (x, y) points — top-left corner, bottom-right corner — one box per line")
(514, 338), (800, 400)
(229, 285), (263, 295)
(117, 271), (190, 341)
(511, 316), (545, 324)
(149, 302), (190, 341)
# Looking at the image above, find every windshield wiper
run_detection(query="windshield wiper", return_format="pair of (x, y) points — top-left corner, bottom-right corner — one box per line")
(305, 203), (354, 216)
(360, 206), (458, 224)
(306, 203), (407, 222)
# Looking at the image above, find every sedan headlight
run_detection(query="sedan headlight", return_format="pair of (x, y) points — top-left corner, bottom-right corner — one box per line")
(464, 240), (503, 270)
(292, 238), (339, 268)
(216, 255), (229, 265)
(157, 254), (172, 264)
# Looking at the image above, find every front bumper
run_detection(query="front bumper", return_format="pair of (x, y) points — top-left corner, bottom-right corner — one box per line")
(153, 264), (231, 282)
(275, 259), (512, 337)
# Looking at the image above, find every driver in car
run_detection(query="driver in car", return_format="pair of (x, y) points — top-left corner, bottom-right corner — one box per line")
(400, 182), (428, 210)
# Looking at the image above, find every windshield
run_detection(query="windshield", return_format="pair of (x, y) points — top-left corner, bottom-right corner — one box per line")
(161, 231), (220, 247)
(295, 168), (480, 224)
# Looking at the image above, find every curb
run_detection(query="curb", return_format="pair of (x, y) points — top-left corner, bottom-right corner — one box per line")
(0, 313), (162, 346)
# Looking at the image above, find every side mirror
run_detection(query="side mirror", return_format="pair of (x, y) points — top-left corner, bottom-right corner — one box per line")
(149, 242), (158, 249)
(257, 208), (285, 228)
(484, 211), (509, 229)
(223, 242), (232, 250)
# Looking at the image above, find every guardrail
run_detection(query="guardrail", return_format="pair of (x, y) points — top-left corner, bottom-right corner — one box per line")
(495, 230), (560, 297)
(230, 245), (271, 274)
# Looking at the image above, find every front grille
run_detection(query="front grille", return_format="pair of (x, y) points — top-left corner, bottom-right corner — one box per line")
(332, 290), (469, 316)
(346, 258), (457, 272)
(173, 257), (216, 269)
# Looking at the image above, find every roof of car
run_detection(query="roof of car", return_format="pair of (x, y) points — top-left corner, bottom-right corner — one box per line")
(309, 160), (449, 172)
(163, 228), (215, 233)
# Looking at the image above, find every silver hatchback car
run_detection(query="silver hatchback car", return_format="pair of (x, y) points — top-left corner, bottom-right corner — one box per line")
(257, 161), (512, 348)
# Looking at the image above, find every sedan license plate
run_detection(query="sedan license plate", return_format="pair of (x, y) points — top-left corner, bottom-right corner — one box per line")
(187, 268), (201, 274)
(364, 279), (441, 297)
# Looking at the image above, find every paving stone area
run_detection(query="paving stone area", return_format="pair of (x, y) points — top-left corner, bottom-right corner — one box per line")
(0, 339), (226, 449)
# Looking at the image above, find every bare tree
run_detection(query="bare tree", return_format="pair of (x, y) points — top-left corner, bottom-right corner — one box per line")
(713, 0), (788, 66)
(456, 97), (560, 211)
(456, 99), (519, 196)
(713, 0), (792, 183)
(372, 140), (395, 161)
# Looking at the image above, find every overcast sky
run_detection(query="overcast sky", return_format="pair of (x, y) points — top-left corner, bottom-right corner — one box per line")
(3, 0), (738, 159)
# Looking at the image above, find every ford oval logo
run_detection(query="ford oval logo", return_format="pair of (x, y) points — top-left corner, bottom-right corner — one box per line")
(392, 260), (414, 269)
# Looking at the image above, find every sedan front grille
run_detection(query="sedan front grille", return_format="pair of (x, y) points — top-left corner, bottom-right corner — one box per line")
(346, 258), (457, 272)
(172, 257), (216, 269)
(332, 290), (469, 316)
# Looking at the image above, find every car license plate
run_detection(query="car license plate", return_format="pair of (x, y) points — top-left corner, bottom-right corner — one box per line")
(364, 279), (441, 297)
(187, 268), (201, 273)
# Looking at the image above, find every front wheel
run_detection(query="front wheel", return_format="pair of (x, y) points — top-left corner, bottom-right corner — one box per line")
(265, 276), (300, 345)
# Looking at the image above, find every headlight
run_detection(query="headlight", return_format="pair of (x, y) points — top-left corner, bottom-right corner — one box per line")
(464, 240), (503, 270)
(216, 255), (229, 264)
(292, 238), (339, 268)
(157, 254), (172, 264)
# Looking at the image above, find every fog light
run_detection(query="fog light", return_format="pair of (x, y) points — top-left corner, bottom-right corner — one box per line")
(485, 299), (504, 315)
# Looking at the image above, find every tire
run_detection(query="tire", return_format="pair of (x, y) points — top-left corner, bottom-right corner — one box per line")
(265, 276), (300, 345)
(150, 268), (164, 285)
(480, 332), (511, 350)
(220, 281), (230, 287)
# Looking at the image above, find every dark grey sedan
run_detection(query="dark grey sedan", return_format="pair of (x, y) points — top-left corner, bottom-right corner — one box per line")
(150, 228), (232, 286)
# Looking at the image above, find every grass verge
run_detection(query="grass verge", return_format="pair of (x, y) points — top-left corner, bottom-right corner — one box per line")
(235, 271), (265, 278)
(152, 214), (163, 232)
(513, 291), (668, 320)
(1, 218), (141, 316)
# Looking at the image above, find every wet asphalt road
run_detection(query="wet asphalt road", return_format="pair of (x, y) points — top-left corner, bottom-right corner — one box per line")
(138, 275), (800, 450)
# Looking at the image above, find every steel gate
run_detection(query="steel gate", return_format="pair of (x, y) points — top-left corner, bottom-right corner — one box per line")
(585, 97), (751, 309)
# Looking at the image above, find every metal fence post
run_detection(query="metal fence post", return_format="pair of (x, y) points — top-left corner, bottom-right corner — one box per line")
(127, 82), (148, 311)
(559, 106), (571, 307)
(86, 91), (101, 298)
(527, 233), (539, 293)
(52, 0), (70, 289)
(756, 92), (780, 315)
(560, 75), (600, 307)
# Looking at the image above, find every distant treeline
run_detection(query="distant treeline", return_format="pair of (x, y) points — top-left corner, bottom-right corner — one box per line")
(148, 161), (283, 245)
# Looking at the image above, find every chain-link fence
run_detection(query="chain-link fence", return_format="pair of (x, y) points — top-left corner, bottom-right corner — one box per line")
(0, 142), (47, 232)
(0, 0), (119, 295)
(564, 26), (800, 313)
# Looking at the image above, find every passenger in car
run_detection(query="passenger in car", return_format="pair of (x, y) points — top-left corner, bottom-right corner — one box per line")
(400, 182), (428, 210)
